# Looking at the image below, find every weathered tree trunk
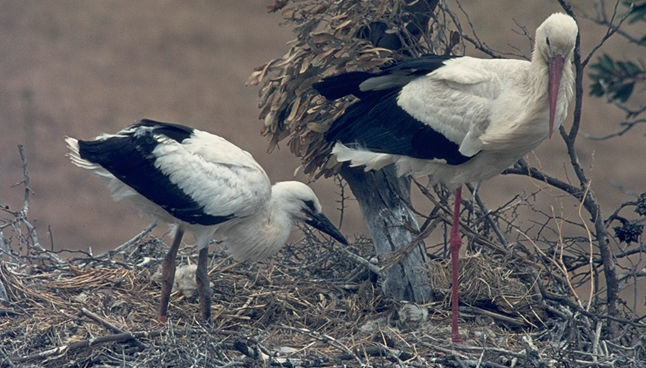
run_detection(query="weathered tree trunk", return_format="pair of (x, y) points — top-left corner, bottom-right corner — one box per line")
(330, 0), (439, 304)
(340, 165), (432, 303)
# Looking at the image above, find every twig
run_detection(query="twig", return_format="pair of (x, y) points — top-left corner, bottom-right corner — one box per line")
(502, 159), (583, 200)
(15, 145), (64, 265)
(80, 307), (147, 349)
(592, 319), (603, 362)
(99, 221), (157, 260)
(337, 246), (384, 277)
(16, 145), (32, 218)
(517, 229), (583, 308)
(0, 348), (15, 368)
(418, 340), (471, 360)
(13, 328), (201, 364)
(466, 183), (507, 247)
(334, 174), (348, 229)
(576, 184), (595, 312)
(278, 323), (364, 366)
(577, 0), (634, 68)
(466, 305), (525, 327)
(47, 225), (54, 252)
(337, 344), (406, 365)
(233, 338), (261, 360)
(580, 119), (646, 140)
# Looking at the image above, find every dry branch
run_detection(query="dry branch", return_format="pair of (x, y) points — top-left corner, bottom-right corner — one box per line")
(13, 328), (200, 365)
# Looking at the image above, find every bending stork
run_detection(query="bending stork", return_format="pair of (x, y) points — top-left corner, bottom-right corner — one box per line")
(66, 119), (347, 322)
(314, 13), (578, 342)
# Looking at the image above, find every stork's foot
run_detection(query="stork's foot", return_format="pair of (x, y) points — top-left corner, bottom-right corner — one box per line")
(196, 247), (211, 322)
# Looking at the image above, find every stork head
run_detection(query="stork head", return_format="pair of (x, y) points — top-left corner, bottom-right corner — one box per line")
(534, 13), (578, 138)
(272, 181), (348, 245)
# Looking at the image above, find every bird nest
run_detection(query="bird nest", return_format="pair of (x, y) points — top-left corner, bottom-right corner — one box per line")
(2, 148), (641, 367)
(4, 223), (633, 367)
(427, 255), (543, 322)
(248, 0), (454, 177)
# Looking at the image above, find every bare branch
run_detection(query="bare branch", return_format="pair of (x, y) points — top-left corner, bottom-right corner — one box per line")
(98, 221), (157, 260)
(466, 183), (508, 246)
(580, 0), (635, 67)
(15, 145), (64, 265)
(580, 119), (646, 140)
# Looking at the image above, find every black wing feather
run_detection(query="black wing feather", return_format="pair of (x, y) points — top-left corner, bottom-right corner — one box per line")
(133, 119), (194, 143)
(318, 55), (472, 165)
(313, 54), (453, 99)
(313, 71), (375, 100)
(325, 91), (471, 165)
(78, 119), (234, 225)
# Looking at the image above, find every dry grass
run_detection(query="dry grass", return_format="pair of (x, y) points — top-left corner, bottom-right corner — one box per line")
(0, 235), (532, 367)
(2, 215), (643, 367)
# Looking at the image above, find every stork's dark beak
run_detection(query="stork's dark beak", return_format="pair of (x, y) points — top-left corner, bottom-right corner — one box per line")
(304, 210), (348, 245)
(548, 55), (564, 139)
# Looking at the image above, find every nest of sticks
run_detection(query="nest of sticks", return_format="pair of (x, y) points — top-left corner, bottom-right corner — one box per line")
(1, 154), (643, 367)
(3, 219), (637, 367)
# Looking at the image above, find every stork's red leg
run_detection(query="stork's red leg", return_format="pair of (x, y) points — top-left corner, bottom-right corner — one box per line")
(451, 186), (463, 343)
(158, 227), (184, 322)
(196, 247), (211, 322)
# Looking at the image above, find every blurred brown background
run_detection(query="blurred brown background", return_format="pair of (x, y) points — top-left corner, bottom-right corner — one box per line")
(0, 1), (641, 256)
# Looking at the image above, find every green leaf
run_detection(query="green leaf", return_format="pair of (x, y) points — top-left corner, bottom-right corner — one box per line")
(598, 54), (615, 72)
(624, 1), (646, 23)
(589, 83), (604, 97)
(613, 82), (635, 102)
(589, 63), (606, 73)
(621, 61), (641, 76)
(588, 53), (644, 102)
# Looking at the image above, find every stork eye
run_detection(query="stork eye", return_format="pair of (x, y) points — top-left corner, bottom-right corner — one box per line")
(303, 200), (316, 212)
(545, 37), (551, 47)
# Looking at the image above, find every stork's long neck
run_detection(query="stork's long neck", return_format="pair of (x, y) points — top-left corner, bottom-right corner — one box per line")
(527, 52), (551, 109)
(219, 200), (293, 262)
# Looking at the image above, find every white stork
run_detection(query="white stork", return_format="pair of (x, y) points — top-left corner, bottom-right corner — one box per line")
(66, 119), (347, 322)
(314, 13), (578, 342)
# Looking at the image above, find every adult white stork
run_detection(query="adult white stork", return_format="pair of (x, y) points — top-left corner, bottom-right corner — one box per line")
(314, 13), (577, 342)
(66, 119), (347, 322)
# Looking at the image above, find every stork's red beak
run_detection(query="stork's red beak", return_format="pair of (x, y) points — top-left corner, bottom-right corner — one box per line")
(548, 55), (564, 139)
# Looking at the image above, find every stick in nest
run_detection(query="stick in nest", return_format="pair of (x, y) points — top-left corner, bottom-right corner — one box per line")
(278, 323), (364, 366)
(80, 307), (147, 349)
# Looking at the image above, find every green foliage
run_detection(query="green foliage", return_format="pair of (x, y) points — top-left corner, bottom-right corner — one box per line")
(623, 0), (646, 43)
(589, 53), (644, 102)
(589, 2), (645, 102)
(623, 1), (646, 24)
